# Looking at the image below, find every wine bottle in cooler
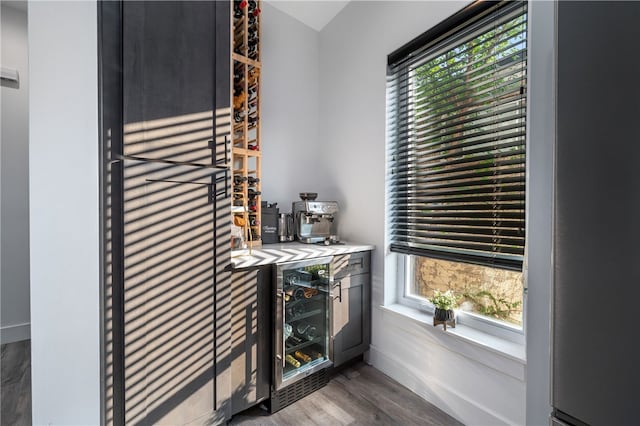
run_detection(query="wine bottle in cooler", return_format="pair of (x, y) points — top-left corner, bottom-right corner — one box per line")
(285, 354), (300, 368)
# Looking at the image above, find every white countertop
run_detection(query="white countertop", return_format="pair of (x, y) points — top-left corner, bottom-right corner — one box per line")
(231, 241), (375, 269)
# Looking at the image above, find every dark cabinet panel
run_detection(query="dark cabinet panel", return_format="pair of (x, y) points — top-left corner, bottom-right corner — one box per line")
(230, 266), (271, 415)
(100, 1), (232, 423)
(120, 159), (225, 424)
(334, 251), (370, 280)
(122, 1), (229, 166)
(331, 253), (371, 368)
(553, 2), (640, 425)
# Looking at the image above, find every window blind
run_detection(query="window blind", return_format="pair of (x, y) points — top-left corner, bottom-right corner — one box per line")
(387, 1), (527, 271)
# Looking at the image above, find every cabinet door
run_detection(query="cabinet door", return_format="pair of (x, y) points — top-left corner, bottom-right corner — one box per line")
(334, 252), (371, 280)
(230, 266), (271, 415)
(120, 159), (229, 424)
(101, 2), (231, 424)
(123, 1), (229, 166)
(331, 273), (371, 367)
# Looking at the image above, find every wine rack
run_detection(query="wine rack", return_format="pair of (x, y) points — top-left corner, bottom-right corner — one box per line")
(232, 0), (262, 246)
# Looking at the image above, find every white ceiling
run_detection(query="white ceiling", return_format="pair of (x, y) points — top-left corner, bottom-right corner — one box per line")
(266, 0), (350, 32)
(0, 1), (347, 32)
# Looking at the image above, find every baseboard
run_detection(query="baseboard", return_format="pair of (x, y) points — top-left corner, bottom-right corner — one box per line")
(368, 345), (516, 426)
(1, 322), (31, 344)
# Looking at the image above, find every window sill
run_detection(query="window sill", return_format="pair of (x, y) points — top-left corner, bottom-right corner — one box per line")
(380, 303), (526, 365)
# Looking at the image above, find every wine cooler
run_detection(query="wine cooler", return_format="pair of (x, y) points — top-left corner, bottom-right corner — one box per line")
(272, 257), (333, 408)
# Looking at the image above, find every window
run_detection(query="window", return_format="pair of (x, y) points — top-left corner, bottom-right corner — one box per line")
(387, 1), (527, 328)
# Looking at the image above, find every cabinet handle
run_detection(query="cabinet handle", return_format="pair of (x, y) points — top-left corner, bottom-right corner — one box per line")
(349, 258), (364, 268)
(223, 135), (229, 166)
(333, 281), (342, 302)
(209, 135), (229, 167)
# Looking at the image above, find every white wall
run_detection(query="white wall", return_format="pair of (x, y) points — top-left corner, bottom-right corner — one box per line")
(314, 1), (558, 424)
(317, 0), (468, 290)
(260, 3), (321, 211)
(1, 3), (31, 344)
(29, 2), (101, 424)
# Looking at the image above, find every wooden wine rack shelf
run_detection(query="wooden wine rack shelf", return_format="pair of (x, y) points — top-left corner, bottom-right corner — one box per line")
(232, 0), (262, 247)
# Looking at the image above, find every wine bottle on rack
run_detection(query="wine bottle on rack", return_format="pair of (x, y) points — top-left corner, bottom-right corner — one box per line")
(309, 350), (323, 359)
(247, 144), (259, 151)
(285, 354), (300, 369)
(293, 287), (305, 300)
(248, 189), (261, 198)
(248, 68), (260, 82)
(249, 217), (259, 227)
(294, 351), (312, 363)
(234, 111), (245, 123)
(233, 92), (245, 110)
(233, 175), (248, 185)
(248, 176), (260, 185)
(248, 116), (259, 126)
(295, 323), (317, 340)
(303, 288), (318, 299)
(288, 335), (302, 345)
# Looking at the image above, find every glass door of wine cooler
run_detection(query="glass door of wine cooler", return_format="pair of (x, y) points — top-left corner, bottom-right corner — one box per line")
(274, 256), (333, 390)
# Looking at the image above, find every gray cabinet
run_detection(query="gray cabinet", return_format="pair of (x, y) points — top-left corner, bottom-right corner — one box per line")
(331, 252), (371, 367)
(99, 1), (232, 424)
(553, 3), (640, 425)
(122, 1), (230, 167)
(227, 250), (372, 415)
(230, 266), (271, 415)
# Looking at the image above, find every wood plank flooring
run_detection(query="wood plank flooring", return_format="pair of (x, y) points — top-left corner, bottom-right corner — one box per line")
(1, 340), (31, 426)
(0, 342), (462, 426)
(230, 362), (463, 426)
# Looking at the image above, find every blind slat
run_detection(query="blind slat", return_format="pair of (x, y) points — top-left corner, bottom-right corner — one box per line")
(387, 1), (527, 270)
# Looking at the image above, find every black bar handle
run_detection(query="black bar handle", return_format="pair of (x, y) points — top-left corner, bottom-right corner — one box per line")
(333, 280), (342, 302)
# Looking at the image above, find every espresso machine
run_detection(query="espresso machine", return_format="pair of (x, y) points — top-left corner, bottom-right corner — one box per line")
(292, 193), (339, 245)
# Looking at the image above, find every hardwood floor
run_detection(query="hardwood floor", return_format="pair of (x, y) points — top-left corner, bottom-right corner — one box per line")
(0, 340), (31, 426)
(0, 343), (461, 426)
(230, 362), (463, 426)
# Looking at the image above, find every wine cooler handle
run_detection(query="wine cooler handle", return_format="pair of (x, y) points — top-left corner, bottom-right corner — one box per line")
(333, 280), (342, 303)
(277, 290), (286, 368)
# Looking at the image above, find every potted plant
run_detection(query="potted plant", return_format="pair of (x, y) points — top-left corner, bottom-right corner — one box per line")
(429, 290), (458, 329)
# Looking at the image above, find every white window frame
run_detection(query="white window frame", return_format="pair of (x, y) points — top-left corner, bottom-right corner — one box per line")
(394, 252), (526, 344)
